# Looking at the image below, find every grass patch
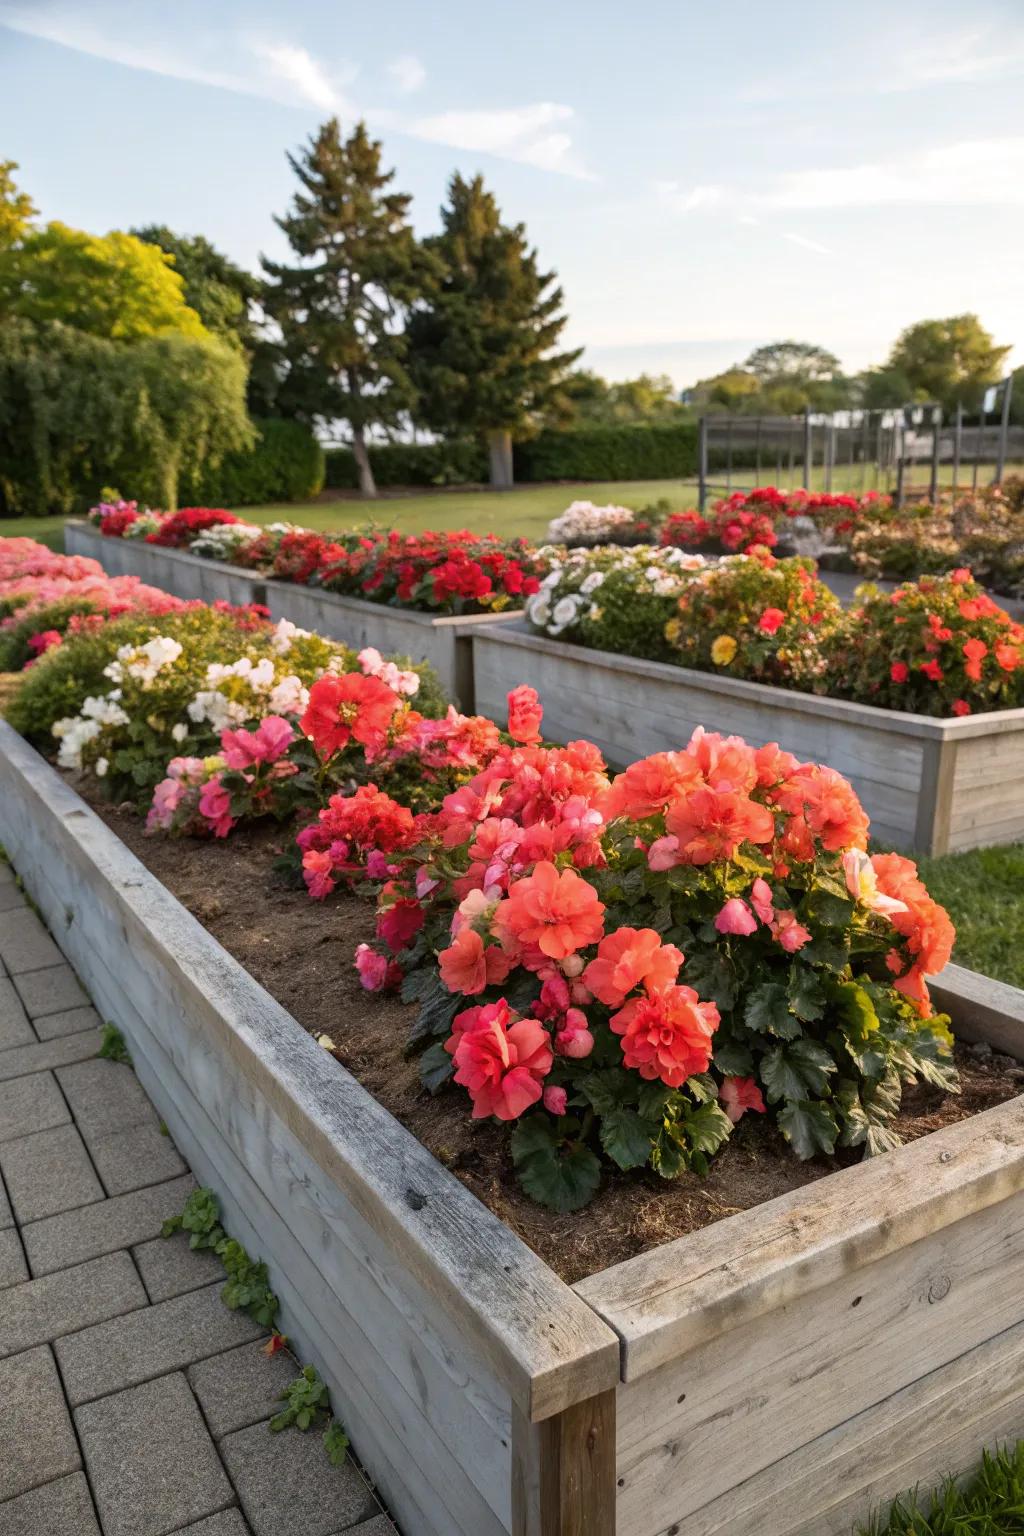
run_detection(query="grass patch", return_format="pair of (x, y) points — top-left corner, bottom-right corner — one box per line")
(859, 1442), (1024, 1532)
(0, 514), (66, 550)
(918, 843), (1024, 989)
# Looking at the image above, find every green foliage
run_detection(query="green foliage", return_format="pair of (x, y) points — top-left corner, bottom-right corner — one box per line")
(262, 119), (428, 494)
(161, 1187), (226, 1250)
(97, 1023), (131, 1065)
(0, 318), (252, 516)
(270, 1365), (330, 1432)
(560, 370), (688, 428)
(189, 418), (325, 506)
(407, 173), (579, 455)
(324, 437), (487, 489)
(0, 223), (208, 339)
(887, 314), (1011, 413)
(0, 160), (36, 250)
(131, 225), (260, 350)
(516, 422), (699, 482)
(859, 1441), (1024, 1533)
(0, 596), (102, 671)
(511, 1116), (603, 1212)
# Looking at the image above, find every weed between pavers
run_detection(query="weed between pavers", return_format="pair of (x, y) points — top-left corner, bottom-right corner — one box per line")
(162, 1187), (349, 1466)
(98, 1022), (132, 1065)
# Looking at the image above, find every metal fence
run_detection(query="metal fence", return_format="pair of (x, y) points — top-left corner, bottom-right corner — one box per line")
(697, 376), (1019, 509)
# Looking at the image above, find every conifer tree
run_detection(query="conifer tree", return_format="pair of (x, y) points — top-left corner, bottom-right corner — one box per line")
(261, 119), (425, 496)
(408, 173), (579, 488)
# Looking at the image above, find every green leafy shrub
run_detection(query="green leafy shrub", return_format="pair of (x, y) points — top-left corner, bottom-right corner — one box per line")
(516, 422), (699, 482)
(0, 596), (104, 671)
(324, 437), (487, 489)
(189, 418), (325, 506)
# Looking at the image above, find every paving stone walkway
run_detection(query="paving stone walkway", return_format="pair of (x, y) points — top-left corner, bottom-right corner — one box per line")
(0, 862), (398, 1536)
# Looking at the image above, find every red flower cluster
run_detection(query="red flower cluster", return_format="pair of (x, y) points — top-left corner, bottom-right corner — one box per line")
(298, 784), (418, 900)
(147, 508), (240, 548)
(299, 673), (400, 760)
(321, 530), (543, 615)
(272, 531), (345, 586)
(661, 488), (891, 554)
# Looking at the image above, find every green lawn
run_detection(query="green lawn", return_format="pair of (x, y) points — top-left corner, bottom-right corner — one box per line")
(860, 1442), (1024, 1533)
(919, 842), (1024, 990)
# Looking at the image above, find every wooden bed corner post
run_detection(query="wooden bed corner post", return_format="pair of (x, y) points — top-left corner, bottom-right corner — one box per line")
(511, 1388), (617, 1536)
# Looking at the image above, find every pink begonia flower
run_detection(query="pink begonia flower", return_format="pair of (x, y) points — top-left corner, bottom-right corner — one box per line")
(220, 715), (293, 769)
(719, 1076), (767, 1124)
(647, 834), (680, 871)
(841, 848), (909, 917)
(415, 867), (440, 899)
(750, 877), (775, 925)
(555, 1022), (595, 1058)
(354, 943), (390, 991)
(365, 849), (396, 881)
(771, 910), (812, 953)
(377, 899), (425, 954)
(543, 1084), (568, 1116)
(714, 898), (757, 936)
(358, 647), (384, 675)
(198, 776), (234, 838)
(146, 777), (184, 832)
(302, 849), (336, 901)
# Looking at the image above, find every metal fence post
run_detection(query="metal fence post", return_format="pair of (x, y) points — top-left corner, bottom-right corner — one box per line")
(929, 407), (941, 501)
(802, 413), (812, 490)
(996, 376), (1014, 485)
(952, 404), (963, 493)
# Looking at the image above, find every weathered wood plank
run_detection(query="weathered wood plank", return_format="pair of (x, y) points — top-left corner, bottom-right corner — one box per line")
(512, 1390), (617, 1536)
(0, 724), (620, 1433)
(65, 522), (267, 608)
(661, 1314), (1024, 1536)
(611, 1188), (1024, 1532)
(931, 962), (1024, 1060)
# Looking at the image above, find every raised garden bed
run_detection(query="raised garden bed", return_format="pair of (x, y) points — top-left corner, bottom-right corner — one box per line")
(4, 719), (1024, 1534)
(472, 624), (1024, 857)
(64, 521), (523, 710)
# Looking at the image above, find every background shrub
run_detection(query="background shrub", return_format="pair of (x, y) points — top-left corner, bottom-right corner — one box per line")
(189, 418), (325, 505)
(516, 423), (699, 481)
(324, 438), (487, 490)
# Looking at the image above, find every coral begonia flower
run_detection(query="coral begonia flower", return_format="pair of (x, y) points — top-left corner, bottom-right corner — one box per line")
(507, 685), (544, 744)
(600, 752), (703, 820)
(449, 1011), (553, 1120)
(438, 927), (512, 995)
(299, 672), (399, 759)
(221, 715), (294, 769)
(758, 607), (786, 635)
(583, 927), (683, 1006)
(495, 861), (605, 960)
(771, 910), (812, 953)
(665, 785), (775, 865)
(610, 984), (719, 1087)
(377, 899), (425, 955)
(750, 877), (775, 925)
(719, 1076), (766, 1124)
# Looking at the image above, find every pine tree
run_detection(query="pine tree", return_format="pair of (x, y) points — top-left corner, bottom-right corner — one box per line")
(408, 174), (579, 488)
(261, 119), (425, 497)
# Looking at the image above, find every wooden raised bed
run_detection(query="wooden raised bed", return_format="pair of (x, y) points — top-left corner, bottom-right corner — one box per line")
(64, 522), (522, 710)
(3, 719), (1024, 1535)
(472, 624), (1024, 856)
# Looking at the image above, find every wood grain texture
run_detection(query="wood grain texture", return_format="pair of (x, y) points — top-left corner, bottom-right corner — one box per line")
(513, 1390), (616, 1536)
(931, 962), (1024, 1059)
(611, 1189), (1024, 1533)
(0, 725), (620, 1439)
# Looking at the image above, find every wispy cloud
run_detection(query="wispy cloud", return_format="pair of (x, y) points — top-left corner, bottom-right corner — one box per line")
(783, 231), (832, 256)
(411, 103), (594, 179)
(655, 181), (725, 214)
(0, 8), (592, 179)
(766, 137), (1024, 209)
(387, 53), (425, 95)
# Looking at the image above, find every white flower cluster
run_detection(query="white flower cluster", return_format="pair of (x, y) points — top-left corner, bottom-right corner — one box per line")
(269, 617), (311, 655)
(357, 646), (421, 697)
(527, 545), (710, 638)
(103, 636), (183, 689)
(122, 513), (164, 540)
(186, 655), (310, 731)
(189, 522), (264, 561)
(546, 501), (643, 546)
(53, 693), (130, 770)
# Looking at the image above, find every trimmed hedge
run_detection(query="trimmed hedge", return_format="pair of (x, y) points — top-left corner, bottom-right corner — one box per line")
(517, 423), (699, 481)
(325, 422), (701, 490)
(189, 418), (324, 506)
(325, 438), (487, 490)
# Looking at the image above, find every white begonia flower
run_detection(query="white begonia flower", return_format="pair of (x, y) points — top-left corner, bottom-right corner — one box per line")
(171, 722), (188, 743)
(269, 676), (309, 715)
(552, 596), (580, 628)
(580, 571), (605, 595)
(527, 594), (552, 628)
(95, 757), (109, 777)
(271, 618), (308, 655)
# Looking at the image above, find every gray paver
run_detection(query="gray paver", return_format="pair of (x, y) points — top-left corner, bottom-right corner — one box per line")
(0, 1470), (101, 1536)
(56, 1055), (157, 1139)
(0, 1122), (104, 1223)
(0, 1070), (69, 1143)
(76, 1372), (234, 1536)
(0, 905), (63, 973)
(57, 1278), (265, 1406)
(0, 1250), (146, 1357)
(0, 1225), (28, 1287)
(172, 1512), (252, 1535)
(133, 1231), (224, 1303)
(0, 1170), (11, 1228)
(188, 1339), (299, 1437)
(22, 1170), (194, 1276)
(13, 961), (89, 1019)
(0, 1344), (81, 1501)
(0, 1026), (104, 1083)
(0, 881), (26, 912)
(90, 1120), (187, 1196)
(342, 1518), (399, 1536)
(32, 1002), (102, 1041)
(221, 1418), (377, 1536)
(0, 974), (34, 1049)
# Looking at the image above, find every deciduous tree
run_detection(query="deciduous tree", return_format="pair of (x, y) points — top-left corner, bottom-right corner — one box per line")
(887, 315), (1010, 413)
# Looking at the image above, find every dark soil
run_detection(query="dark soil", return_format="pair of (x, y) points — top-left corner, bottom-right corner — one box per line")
(88, 797), (1024, 1285)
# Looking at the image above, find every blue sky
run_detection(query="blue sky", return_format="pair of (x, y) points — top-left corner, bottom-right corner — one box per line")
(1, 0), (1022, 386)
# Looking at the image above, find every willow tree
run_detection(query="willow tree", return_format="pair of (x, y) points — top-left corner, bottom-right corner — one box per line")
(262, 119), (426, 497)
(408, 173), (579, 488)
